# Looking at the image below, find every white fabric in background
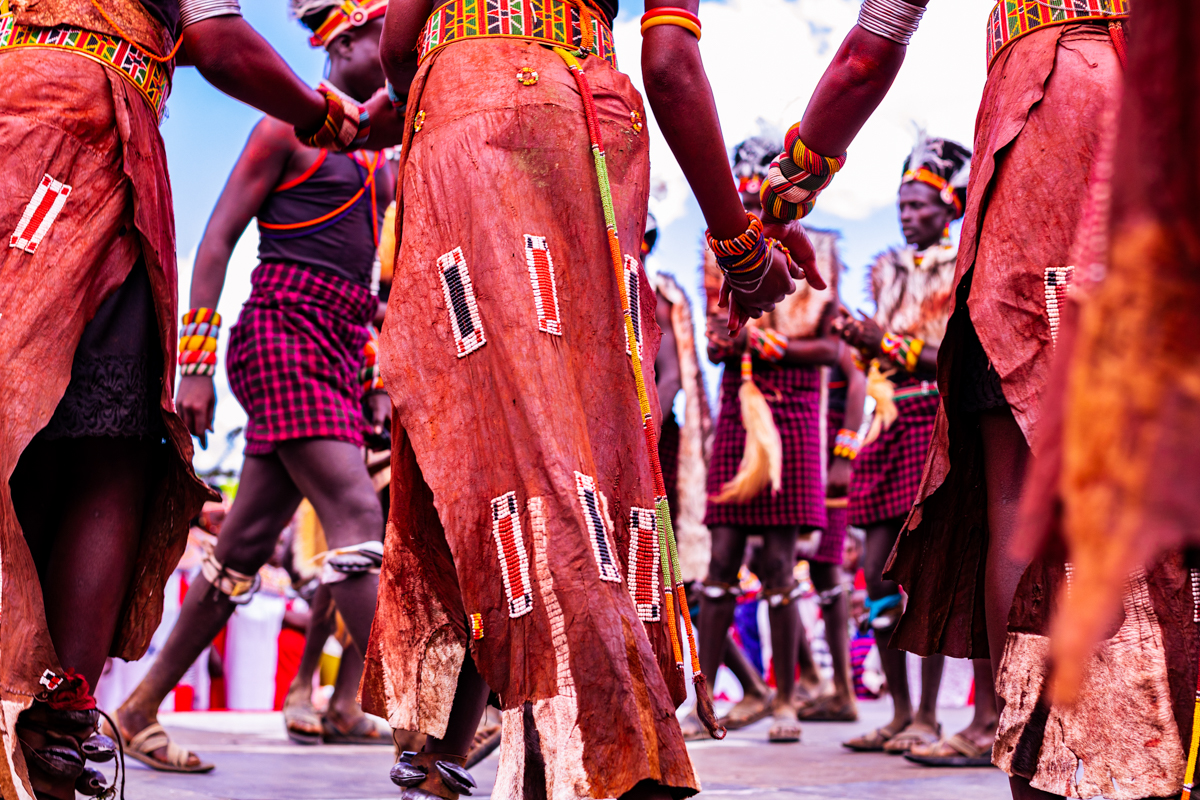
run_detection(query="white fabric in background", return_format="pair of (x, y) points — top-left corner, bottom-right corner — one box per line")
(224, 593), (286, 710)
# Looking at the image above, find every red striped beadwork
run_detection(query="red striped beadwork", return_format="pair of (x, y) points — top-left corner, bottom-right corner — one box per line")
(525, 234), (562, 335)
(491, 491), (534, 618)
(9, 174), (71, 255)
(628, 507), (660, 622)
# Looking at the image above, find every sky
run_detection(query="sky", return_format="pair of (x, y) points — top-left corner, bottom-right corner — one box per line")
(167, 0), (994, 475)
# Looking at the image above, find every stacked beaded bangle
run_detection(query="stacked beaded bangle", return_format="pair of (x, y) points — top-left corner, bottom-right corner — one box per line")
(880, 331), (924, 372)
(750, 327), (788, 362)
(833, 428), (862, 460)
(857, 0), (925, 46)
(296, 84), (365, 152)
(359, 329), (384, 393)
(705, 213), (781, 293)
(639, 7), (701, 39)
(179, 308), (221, 377)
(760, 123), (848, 221)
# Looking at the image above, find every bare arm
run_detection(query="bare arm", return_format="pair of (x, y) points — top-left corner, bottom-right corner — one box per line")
(777, 337), (840, 367)
(840, 345), (867, 435)
(180, 119), (296, 446)
(190, 118), (296, 310)
(182, 16), (326, 130)
(792, 0), (929, 158)
(380, 0), (432, 87)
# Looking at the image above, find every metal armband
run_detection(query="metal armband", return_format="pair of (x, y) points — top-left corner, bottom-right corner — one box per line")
(180, 0), (243, 29)
(857, 0), (925, 46)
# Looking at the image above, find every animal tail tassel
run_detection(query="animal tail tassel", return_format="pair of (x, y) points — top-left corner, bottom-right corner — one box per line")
(713, 351), (781, 503)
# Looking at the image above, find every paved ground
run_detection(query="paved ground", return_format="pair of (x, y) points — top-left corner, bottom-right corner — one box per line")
(120, 700), (1009, 799)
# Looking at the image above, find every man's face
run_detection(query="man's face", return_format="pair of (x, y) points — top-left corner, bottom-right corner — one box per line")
(898, 181), (954, 249)
(331, 18), (387, 100)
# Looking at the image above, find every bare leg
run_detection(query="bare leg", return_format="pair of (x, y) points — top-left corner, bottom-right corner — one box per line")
(809, 561), (855, 711)
(956, 659), (999, 749)
(760, 527), (801, 710)
(119, 454), (304, 763)
(327, 642), (367, 730)
(980, 409), (1060, 800)
(423, 655), (490, 757)
(724, 631), (769, 699)
(12, 437), (155, 690)
(276, 439), (383, 652)
(291, 584), (337, 696)
(863, 519), (912, 735)
(916, 653), (944, 729)
(698, 526), (749, 686)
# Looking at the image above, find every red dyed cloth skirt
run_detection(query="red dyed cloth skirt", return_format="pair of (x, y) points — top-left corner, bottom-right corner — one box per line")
(226, 261), (375, 455)
(848, 380), (938, 528)
(705, 363), (826, 530)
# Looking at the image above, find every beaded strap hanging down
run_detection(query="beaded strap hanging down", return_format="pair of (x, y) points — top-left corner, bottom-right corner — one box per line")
(552, 45), (723, 739)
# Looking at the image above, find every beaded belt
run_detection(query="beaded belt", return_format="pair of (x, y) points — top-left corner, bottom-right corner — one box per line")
(0, 14), (171, 120)
(986, 0), (1128, 70)
(417, 0), (616, 68)
(893, 380), (938, 401)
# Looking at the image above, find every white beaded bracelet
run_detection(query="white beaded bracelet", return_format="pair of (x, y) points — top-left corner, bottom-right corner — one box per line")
(857, 0), (925, 46)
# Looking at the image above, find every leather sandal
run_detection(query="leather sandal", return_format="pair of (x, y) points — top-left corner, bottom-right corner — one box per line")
(391, 751), (477, 799)
(17, 704), (113, 800)
(905, 732), (995, 767)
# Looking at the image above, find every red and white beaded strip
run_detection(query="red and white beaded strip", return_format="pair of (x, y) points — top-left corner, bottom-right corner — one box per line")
(490, 491), (534, 618)
(627, 507), (661, 622)
(525, 234), (563, 335)
(10, 174), (71, 255)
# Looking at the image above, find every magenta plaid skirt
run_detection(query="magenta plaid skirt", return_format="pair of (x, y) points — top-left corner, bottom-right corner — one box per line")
(812, 407), (847, 565)
(705, 363), (826, 530)
(848, 379), (939, 528)
(226, 261), (375, 455)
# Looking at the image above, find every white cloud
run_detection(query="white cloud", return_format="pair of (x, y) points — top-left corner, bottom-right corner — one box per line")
(615, 0), (991, 224)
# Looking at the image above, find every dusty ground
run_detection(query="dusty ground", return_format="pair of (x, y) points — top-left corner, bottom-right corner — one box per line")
(118, 699), (1009, 799)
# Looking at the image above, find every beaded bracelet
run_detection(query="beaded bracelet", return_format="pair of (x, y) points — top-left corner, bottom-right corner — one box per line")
(179, 308), (221, 377)
(879, 331), (924, 372)
(750, 327), (788, 362)
(359, 329), (384, 393)
(833, 428), (862, 460)
(759, 123), (847, 221)
(639, 7), (702, 39)
(705, 213), (774, 292)
(385, 80), (405, 111)
(296, 85), (363, 152)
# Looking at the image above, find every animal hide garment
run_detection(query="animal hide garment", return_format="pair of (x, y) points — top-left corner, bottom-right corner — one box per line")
(869, 243), (956, 345)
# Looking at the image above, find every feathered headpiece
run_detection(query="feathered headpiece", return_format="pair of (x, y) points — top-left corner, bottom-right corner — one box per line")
(292, 0), (388, 48)
(732, 135), (782, 197)
(901, 129), (971, 218)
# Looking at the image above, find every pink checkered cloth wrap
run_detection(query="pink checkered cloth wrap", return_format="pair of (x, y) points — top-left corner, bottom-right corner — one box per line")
(226, 261), (375, 455)
(704, 362), (827, 530)
(848, 378), (939, 528)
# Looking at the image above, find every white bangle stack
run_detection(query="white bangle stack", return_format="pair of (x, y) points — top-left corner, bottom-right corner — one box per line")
(857, 0), (925, 46)
(180, 0), (243, 29)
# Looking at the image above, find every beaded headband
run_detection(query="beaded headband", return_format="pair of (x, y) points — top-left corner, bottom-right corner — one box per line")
(901, 167), (963, 216)
(308, 0), (388, 48)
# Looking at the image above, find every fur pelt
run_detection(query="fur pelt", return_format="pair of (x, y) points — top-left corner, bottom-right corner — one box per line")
(652, 273), (713, 583)
(870, 243), (957, 345)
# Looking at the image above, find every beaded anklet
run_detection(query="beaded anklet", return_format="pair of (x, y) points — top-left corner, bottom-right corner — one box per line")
(639, 7), (702, 39)
(879, 331), (923, 372)
(760, 123), (847, 221)
(833, 428), (861, 460)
